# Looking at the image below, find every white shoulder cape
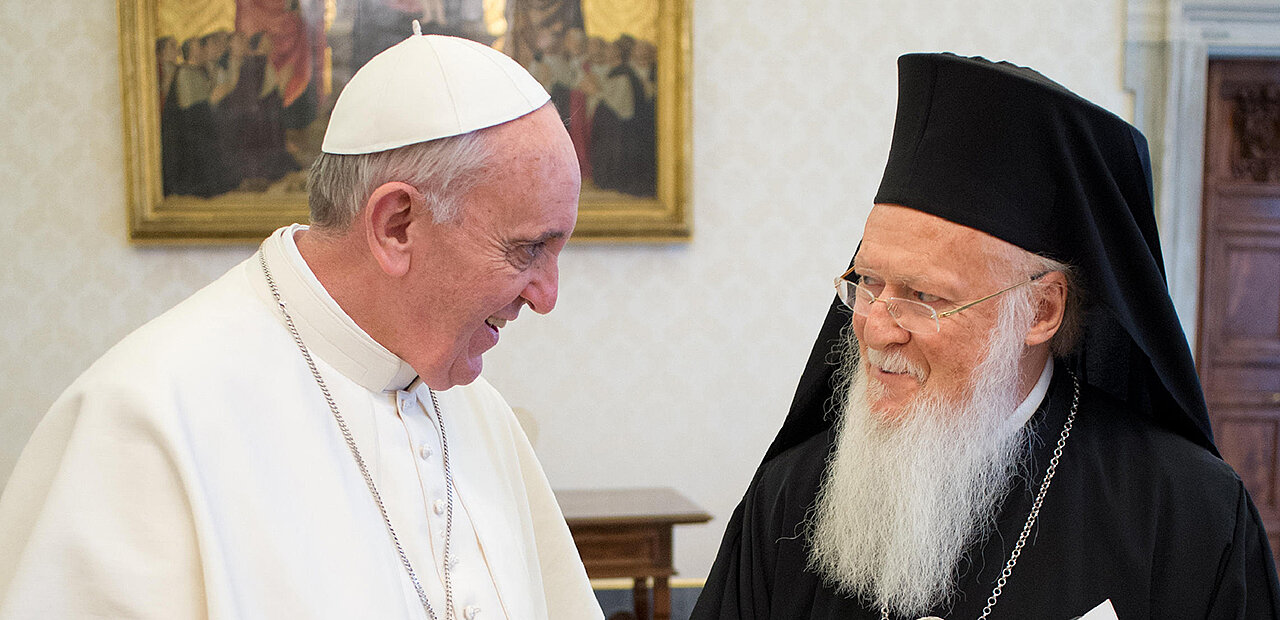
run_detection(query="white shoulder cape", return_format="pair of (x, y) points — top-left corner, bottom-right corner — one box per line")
(0, 229), (601, 620)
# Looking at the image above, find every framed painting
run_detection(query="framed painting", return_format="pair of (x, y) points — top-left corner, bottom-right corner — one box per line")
(118, 0), (691, 242)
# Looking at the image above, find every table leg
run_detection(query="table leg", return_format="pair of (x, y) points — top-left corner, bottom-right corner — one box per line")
(633, 577), (651, 620)
(652, 576), (671, 620)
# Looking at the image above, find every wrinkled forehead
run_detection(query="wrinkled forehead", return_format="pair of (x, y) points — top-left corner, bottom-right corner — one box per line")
(857, 203), (1022, 281)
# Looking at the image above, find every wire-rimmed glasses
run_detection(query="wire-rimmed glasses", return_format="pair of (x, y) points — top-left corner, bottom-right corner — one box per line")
(833, 266), (1048, 334)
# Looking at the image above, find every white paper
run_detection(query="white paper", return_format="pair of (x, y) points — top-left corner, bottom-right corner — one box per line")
(1079, 599), (1119, 620)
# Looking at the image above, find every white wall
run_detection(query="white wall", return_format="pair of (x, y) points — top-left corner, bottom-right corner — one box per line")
(0, 0), (1131, 582)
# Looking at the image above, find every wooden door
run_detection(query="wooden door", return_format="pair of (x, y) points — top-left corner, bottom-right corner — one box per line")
(1198, 58), (1280, 553)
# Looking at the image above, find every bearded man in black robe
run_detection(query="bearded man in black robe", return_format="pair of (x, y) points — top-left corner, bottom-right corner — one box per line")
(692, 53), (1280, 619)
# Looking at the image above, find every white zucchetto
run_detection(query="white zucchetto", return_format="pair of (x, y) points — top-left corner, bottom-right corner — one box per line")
(321, 21), (551, 155)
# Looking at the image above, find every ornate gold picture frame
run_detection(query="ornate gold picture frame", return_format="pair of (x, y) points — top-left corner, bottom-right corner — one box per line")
(118, 0), (690, 242)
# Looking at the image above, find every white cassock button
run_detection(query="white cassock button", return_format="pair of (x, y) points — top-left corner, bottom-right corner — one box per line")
(433, 499), (446, 515)
(419, 444), (433, 460)
(463, 605), (481, 619)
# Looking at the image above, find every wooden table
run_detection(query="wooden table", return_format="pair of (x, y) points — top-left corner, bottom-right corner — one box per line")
(555, 488), (712, 620)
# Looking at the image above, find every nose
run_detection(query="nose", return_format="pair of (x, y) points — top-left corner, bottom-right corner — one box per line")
(854, 298), (910, 348)
(520, 256), (560, 314)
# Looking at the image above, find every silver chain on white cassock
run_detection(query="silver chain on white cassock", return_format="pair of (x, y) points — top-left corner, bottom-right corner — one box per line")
(882, 372), (1080, 620)
(259, 250), (456, 620)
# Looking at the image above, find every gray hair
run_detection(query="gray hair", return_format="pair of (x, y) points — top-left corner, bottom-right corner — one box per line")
(989, 243), (1083, 358)
(307, 131), (493, 230)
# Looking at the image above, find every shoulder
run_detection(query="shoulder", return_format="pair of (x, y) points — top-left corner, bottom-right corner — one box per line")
(750, 429), (833, 522)
(110, 264), (265, 358)
(1073, 384), (1238, 487)
(759, 429), (833, 487)
(52, 258), (282, 418)
(1067, 383), (1245, 532)
(1062, 387), (1280, 612)
(7, 260), (264, 487)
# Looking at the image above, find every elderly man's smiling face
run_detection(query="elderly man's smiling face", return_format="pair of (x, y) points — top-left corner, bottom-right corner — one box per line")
(851, 204), (1030, 421)
(403, 105), (580, 389)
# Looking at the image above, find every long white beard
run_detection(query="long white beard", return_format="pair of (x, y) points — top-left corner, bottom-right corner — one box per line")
(807, 295), (1036, 616)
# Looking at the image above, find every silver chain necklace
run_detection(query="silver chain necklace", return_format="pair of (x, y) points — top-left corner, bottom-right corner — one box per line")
(881, 372), (1080, 620)
(259, 250), (456, 620)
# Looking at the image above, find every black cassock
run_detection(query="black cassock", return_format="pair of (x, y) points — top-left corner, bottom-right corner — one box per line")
(693, 53), (1280, 619)
(692, 369), (1280, 619)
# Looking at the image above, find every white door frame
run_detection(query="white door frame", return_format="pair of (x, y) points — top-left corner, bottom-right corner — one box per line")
(1127, 1), (1280, 353)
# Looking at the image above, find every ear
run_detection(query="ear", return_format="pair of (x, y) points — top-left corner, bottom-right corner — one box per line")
(1024, 271), (1067, 347)
(362, 182), (421, 277)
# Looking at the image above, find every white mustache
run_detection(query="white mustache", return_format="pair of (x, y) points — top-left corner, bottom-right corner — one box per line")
(865, 348), (926, 382)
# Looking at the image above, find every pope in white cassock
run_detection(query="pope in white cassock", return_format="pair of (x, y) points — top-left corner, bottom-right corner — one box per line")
(0, 23), (603, 620)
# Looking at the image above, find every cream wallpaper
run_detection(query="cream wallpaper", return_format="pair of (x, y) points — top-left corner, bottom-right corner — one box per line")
(0, 0), (1130, 582)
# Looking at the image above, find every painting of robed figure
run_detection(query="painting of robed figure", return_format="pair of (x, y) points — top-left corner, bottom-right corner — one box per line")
(156, 2), (318, 198)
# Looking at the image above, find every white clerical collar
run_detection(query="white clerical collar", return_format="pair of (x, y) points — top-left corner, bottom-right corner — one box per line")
(1003, 357), (1055, 436)
(253, 224), (418, 393)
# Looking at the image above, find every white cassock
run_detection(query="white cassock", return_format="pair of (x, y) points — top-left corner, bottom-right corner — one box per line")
(0, 225), (602, 620)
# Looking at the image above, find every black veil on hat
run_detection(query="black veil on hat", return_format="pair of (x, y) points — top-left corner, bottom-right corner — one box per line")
(760, 52), (1217, 468)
